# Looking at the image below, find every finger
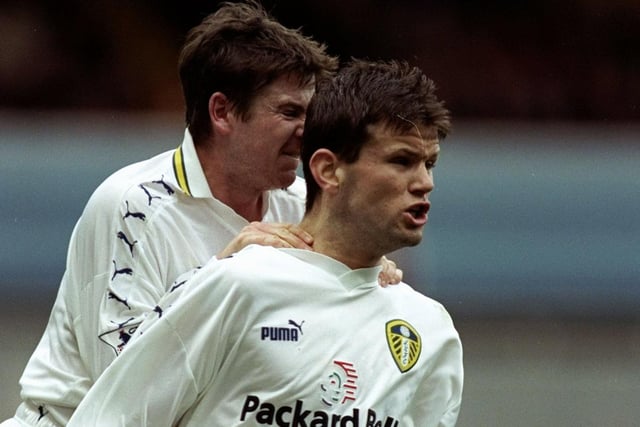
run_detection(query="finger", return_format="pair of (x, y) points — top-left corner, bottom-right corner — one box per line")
(391, 267), (403, 284)
(259, 223), (313, 250)
(383, 265), (402, 286)
(216, 224), (286, 258)
(378, 273), (390, 287)
(243, 225), (310, 250)
(282, 224), (314, 246)
(263, 233), (296, 249)
(255, 222), (313, 246)
(378, 265), (392, 287)
(378, 256), (402, 286)
(273, 229), (313, 250)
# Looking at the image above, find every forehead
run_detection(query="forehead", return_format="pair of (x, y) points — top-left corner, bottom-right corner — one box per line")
(257, 73), (315, 103)
(365, 122), (440, 154)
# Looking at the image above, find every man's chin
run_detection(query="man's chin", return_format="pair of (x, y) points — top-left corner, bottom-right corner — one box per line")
(399, 231), (424, 248)
(276, 171), (298, 189)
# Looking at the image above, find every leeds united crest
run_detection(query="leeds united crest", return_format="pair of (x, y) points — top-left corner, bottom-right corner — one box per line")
(385, 319), (421, 373)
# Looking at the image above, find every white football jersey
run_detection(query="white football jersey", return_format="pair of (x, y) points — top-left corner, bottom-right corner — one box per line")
(11, 131), (306, 427)
(68, 245), (463, 427)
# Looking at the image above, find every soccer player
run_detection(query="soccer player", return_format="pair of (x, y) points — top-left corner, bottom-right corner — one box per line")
(2, 2), (342, 426)
(67, 59), (464, 427)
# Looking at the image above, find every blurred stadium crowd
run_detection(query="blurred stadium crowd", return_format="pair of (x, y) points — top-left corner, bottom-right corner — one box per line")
(1, 0), (639, 121)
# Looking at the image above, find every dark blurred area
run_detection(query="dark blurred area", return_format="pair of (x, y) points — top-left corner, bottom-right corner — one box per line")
(1, 0), (639, 121)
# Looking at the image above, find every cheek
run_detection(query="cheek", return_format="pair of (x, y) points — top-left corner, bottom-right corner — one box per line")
(353, 176), (399, 208)
(369, 172), (405, 195)
(272, 117), (297, 135)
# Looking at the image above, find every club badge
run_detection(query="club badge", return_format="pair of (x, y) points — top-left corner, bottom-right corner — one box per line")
(385, 319), (421, 373)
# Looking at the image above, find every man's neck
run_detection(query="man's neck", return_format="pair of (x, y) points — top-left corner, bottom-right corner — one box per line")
(299, 214), (382, 270)
(196, 142), (264, 222)
(214, 185), (265, 222)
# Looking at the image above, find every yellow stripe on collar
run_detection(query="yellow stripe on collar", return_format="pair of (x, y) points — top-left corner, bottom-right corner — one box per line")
(172, 146), (192, 197)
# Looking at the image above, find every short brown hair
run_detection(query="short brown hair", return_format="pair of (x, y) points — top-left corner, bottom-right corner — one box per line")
(178, 1), (337, 143)
(302, 59), (451, 210)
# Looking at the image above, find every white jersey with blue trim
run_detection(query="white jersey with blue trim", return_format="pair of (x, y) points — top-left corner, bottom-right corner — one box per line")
(68, 245), (463, 427)
(9, 130), (306, 427)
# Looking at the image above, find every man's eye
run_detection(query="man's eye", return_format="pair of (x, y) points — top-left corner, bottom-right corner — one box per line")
(282, 108), (302, 118)
(390, 157), (410, 166)
(425, 160), (437, 170)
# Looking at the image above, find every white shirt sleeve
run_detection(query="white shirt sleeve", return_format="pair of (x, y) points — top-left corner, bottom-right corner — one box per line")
(68, 317), (197, 427)
(404, 306), (464, 427)
(67, 259), (242, 426)
(16, 174), (178, 425)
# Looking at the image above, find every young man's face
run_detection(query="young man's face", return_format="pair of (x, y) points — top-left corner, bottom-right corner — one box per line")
(227, 74), (315, 192)
(335, 123), (440, 255)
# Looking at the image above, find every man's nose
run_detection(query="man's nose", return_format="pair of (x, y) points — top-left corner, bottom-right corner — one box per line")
(295, 118), (305, 138)
(411, 165), (434, 195)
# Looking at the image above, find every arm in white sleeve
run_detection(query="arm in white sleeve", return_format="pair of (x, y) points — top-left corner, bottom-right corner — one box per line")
(406, 307), (464, 427)
(68, 318), (197, 427)
(68, 259), (241, 426)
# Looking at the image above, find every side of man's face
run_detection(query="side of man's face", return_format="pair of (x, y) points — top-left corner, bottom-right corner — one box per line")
(334, 122), (440, 256)
(226, 74), (315, 192)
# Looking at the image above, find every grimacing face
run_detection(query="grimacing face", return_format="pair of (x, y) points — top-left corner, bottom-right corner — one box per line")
(334, 123), (440, 257)
(225, 74), (315, 193)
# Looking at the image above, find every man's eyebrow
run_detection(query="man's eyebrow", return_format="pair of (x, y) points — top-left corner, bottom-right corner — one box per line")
(390, 144), (437, 154)
(277, 100), (306, 111)
(386, 144), (440, 162)
(389, 146), (420, 155)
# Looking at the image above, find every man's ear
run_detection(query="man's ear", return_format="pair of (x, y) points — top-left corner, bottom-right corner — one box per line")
(208, 92), (233, 135)
(308, 149), (342, 194)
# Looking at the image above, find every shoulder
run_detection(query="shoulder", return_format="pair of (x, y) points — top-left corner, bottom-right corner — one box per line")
(83, 150), (177, 222)
(86, 150), (170, 205)
(163, 246), (288, 311)
(389, 283), (457, 329)
(223, 245), (295, 275)
(181, 245), (278, 281)
(200, 245), (303, 290)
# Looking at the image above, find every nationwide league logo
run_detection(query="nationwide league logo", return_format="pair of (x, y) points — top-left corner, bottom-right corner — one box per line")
(385, 319), (421, 373)
(319, 360), (358, 406)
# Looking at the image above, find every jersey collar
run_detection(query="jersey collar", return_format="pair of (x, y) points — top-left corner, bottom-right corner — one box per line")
(172, 129), (213, 198)
(282, 248), (382, 291)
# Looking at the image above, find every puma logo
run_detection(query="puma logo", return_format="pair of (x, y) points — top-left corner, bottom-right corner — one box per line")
(139, 184), (161, 206)
(123, 201), (146, 221)
(152, 175), (175, 195)
(108, 291), (131, 309)
(153, 305), (163, 318)
(170, 280), (187, 293)
(117, 231), (138, 256)
(37, 405), (49, 421)
(111, 260), (133, 281)
(288, 319), (305, 335)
